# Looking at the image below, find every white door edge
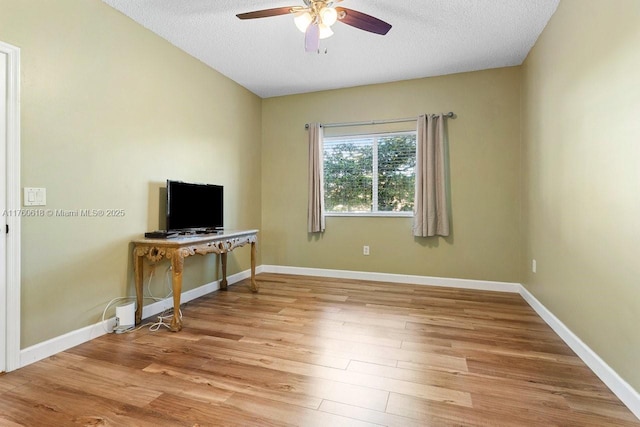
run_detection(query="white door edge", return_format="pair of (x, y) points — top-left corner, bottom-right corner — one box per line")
(0, 40), (21, 372)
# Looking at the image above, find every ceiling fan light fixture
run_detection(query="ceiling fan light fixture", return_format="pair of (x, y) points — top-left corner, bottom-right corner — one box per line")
(294, 11), (313, 32)
(237, 2), (393, 53)
(318, 23), (334, 39)
(320, 7), (338, 26)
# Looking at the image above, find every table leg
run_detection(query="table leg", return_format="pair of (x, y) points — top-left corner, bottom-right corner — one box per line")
(220, 252), (228, 290)
(133, 250), (144, 325)
(250, 241), (258, 292)
(169, 251), (184, 332)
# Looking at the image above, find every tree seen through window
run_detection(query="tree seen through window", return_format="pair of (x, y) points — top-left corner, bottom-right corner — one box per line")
(323, 132), (416, 214)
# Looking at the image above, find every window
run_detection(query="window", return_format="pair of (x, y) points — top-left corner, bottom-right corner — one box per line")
(323, 131), (416, 215)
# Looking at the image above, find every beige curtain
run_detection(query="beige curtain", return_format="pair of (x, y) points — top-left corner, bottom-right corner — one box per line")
(307, 123), (325, 233)
(413, 114), (450, 237)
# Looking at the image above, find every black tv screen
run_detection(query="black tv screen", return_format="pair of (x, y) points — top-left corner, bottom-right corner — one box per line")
(166, 180), (223, 231)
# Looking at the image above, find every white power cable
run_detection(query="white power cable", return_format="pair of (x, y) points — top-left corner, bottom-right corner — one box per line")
(101, 264), (181, 334)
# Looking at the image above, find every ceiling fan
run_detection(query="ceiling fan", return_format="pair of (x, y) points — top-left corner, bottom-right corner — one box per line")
(236, 0), (392, 52)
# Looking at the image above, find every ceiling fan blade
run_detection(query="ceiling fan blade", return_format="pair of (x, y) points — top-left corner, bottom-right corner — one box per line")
(305, 23), (320, 52)
(236, 7), (297, 20)
(335, 7), (392, 35)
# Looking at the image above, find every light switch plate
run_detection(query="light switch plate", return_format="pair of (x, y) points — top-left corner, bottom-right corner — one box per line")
(24, 187), (46, 206)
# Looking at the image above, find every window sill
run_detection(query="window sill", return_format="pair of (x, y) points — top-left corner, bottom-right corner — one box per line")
(325, 212), (413, 218)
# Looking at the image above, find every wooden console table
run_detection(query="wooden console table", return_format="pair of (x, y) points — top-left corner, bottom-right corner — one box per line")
(132, 229), (258, 331)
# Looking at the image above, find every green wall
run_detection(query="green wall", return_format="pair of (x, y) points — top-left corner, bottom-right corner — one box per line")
(2, 0), (638, 397)
(0, 0), (262, 348)
(521, 0), (640, 390)
(262, 68), (522, 282)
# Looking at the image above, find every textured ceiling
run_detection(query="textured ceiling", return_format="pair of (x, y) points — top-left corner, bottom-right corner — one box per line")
(102, 0), (559, 99)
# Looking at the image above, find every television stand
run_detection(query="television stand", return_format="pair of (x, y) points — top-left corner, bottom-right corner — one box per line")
(131, 229), (258, 332)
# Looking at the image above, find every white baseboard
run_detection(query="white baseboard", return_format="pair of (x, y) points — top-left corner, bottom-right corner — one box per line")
(17, 264), (639, 421)
(262, 265), (639, 419)
(19, 268), (254, 369)
(260, 264), (521, 293)
(519, 286), (640, 420)
(19, 317), (117, 369)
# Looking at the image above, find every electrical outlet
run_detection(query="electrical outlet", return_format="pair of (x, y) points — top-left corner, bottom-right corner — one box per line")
(363, 245), (370, 256)
(532, 259), (537, 273)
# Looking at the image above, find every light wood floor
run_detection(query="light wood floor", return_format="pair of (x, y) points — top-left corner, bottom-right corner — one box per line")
(1, 273), (638, 426)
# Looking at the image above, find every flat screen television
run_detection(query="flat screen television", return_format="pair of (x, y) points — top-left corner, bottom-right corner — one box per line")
(166, 180), (223, 231)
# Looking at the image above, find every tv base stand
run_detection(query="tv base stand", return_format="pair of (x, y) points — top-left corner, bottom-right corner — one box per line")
(132, 229), (259, 331)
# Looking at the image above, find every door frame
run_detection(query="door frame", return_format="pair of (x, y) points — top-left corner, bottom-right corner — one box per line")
(1, 41), (21, 372)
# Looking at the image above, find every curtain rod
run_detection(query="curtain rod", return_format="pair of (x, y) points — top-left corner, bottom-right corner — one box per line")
(305, 112), (455, 129)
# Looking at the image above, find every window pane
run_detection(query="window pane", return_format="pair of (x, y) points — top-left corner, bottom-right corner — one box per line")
(324, 138), (373, 212)
(377, 135), (416, 212)
(323, 132), (415, 215)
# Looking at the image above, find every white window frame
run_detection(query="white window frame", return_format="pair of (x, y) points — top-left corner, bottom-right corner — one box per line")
(323, 130), (416, 218)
